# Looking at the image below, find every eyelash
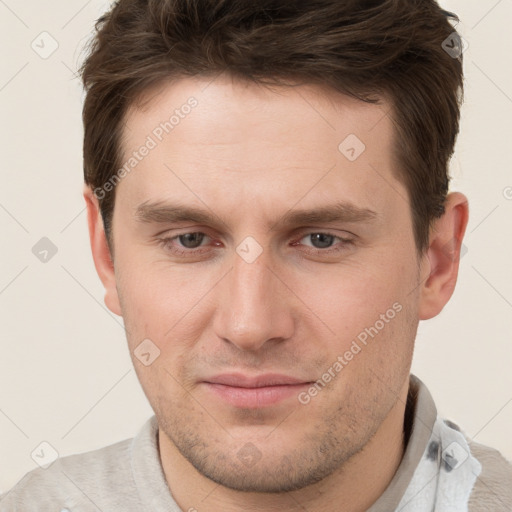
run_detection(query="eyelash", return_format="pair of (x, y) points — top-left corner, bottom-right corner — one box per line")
(156, 231), (355, 258)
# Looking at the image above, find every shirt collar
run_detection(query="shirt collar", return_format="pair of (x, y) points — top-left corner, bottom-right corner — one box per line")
(367, 373), (438, 511)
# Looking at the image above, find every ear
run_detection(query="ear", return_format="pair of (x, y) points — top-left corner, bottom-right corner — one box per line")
(418, 192), (469, 320)
(83, 185), (122, 316)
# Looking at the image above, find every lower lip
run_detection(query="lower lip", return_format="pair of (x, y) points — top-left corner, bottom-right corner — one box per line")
(203, 382), (311, 408)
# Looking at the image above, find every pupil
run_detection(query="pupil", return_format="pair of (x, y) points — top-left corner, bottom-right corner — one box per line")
(179, 233), (204, 248)
(311, 233), (334, 249)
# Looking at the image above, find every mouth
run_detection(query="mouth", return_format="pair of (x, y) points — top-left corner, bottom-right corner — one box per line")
(202, 373), (313, 408)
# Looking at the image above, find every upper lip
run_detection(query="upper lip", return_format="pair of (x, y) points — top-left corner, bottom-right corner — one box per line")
(204, 373), (311, 388)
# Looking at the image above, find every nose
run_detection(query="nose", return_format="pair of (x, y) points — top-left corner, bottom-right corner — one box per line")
(212, 247), (295, 352)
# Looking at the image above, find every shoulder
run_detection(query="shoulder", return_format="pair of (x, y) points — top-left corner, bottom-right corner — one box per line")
(0, 437), (137, 511)
(467, 438), (512, 512)
(442, 417), (512, 511)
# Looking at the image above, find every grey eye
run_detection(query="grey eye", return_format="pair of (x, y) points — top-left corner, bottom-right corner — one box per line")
(178, 233), (206, 248)
(305, 233), (336, 249)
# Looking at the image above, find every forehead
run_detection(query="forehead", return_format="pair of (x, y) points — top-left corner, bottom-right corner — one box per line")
(125, 75), (392, 149)
(118, 75), (404, 220)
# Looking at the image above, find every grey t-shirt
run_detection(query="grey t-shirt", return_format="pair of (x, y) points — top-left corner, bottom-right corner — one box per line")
(1, 374), (511, 511)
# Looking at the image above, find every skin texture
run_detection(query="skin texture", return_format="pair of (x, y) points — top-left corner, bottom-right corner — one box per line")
(84, 74), (468, 511)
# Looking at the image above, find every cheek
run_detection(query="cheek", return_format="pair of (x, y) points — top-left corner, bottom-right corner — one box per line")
(116, 262), (216, 368)
(290, 259), (413, 330)
(116, 228), (418, 355)
(117, 251), (198, 311)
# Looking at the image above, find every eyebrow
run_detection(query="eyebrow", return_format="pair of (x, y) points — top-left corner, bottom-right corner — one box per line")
(134, 200), (378, 230)
(277, 202), (377, 228)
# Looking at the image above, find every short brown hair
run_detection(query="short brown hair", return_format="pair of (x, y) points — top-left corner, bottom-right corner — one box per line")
(81, 0), (464, 254)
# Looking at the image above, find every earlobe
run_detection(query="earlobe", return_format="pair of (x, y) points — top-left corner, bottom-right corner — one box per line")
(418, 192), (469, 320)
(83, 185), (122, 316)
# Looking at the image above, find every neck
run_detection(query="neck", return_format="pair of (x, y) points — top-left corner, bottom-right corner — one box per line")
(159, 379), (409, 512)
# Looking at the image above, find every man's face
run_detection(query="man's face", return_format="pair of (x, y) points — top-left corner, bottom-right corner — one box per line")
(109, 75), (422, 492)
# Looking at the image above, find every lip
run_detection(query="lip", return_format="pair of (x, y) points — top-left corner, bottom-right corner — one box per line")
(202, 373), (313, 408)
(205, 373), (309, 388)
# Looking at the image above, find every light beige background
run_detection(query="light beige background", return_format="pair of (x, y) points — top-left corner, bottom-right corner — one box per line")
(1, 0), (511, 493)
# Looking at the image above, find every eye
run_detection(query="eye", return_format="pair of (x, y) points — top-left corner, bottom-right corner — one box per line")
(301, 233), (337, 249)
(157, 231), (216, 257)
(156, 230), (355, 260)
(292, 231), (355, 255)
(176, 232), (208, 249)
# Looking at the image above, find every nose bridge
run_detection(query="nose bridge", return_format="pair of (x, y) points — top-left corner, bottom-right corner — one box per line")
(213, 245), (293, 351)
